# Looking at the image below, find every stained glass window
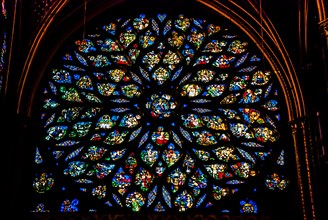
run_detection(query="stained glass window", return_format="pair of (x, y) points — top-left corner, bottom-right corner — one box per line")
(30, 12), (290, 215)
(0, 0), (7, 94)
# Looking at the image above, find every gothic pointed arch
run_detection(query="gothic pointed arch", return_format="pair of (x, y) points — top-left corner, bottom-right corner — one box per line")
(18, 1), (314, 219)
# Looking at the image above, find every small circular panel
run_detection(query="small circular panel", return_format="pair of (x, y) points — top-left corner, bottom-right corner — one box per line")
(146, 93), (177, 118)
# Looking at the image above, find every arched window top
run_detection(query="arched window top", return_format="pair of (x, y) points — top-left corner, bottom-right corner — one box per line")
(31, 12), (290, 215)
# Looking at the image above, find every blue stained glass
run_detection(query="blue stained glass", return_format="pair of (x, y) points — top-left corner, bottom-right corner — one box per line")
(32, 12), (287, 215)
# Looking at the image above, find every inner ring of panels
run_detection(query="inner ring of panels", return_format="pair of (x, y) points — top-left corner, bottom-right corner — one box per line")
(32, 12), (285, 214)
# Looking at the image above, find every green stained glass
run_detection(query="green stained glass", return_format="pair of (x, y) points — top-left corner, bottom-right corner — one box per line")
(32, 12), (288, 215)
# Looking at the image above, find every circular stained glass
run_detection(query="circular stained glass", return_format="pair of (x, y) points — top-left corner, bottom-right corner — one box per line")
(34, 13), (283, 213)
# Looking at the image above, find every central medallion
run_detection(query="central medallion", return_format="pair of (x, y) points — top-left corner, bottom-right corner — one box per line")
(145, 93), (177, 118)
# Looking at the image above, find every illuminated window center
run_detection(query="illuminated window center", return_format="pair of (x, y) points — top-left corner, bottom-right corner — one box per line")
(146, 93), (177, 118)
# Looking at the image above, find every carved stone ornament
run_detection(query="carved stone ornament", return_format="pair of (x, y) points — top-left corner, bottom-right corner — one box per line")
(319, 18), (328, 38)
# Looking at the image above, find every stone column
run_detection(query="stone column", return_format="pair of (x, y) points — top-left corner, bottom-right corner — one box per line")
(290, 118), (316, 220)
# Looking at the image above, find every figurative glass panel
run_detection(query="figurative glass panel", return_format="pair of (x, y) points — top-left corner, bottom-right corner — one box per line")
(31, 13), (289, 214)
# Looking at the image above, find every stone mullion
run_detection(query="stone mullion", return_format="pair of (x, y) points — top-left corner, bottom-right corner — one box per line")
(317, 18), (328, 166)
(290, 118), (316, 220)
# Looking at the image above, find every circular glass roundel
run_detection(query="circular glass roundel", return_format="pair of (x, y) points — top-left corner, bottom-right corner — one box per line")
(36, 13), (282, 213)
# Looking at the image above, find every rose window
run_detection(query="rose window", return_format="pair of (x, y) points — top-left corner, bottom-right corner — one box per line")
(32, 13), (285, 214)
